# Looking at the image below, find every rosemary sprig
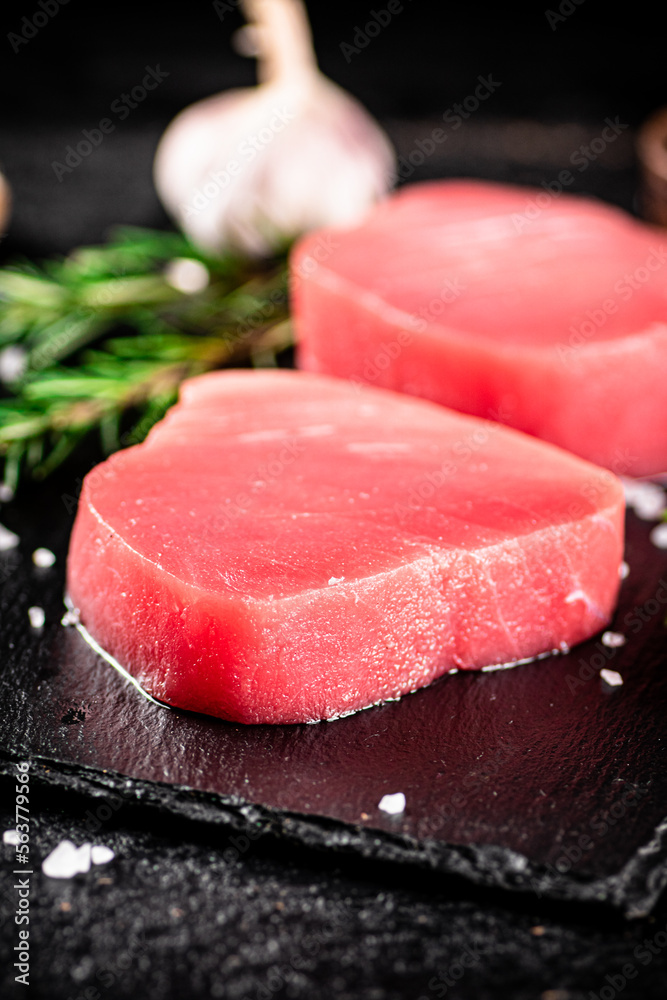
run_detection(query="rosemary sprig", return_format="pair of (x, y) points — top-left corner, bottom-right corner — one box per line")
(0, 227), (291, 489)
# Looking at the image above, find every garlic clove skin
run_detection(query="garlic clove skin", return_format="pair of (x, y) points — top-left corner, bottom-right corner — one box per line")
(153, 0), (395, 258)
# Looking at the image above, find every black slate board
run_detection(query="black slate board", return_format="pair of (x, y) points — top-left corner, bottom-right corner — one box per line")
(2, 478), (667, 919)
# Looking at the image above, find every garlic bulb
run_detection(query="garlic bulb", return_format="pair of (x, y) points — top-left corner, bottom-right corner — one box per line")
(153, 0), (396, 257)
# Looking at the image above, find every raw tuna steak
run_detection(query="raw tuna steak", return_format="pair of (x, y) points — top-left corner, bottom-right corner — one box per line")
(292, 180), (667, 477)
(66, 370), (624, 725)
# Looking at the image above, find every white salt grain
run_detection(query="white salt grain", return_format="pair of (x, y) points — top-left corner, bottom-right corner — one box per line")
(650, 523), (667, 550)
(600, 669), (624, 688)
(378, 792), (406, 815)
(61, 608), (80, 627)
(0, 522), (19, 551)
(601, 631), (626, 648)
(3, 829), (20, 845)
(32, 547), (56, 568)
(91, 845), (115, 865)
(622, 479), (666, 520)
(0, 345), (27, 384)
(0, 484), (14, 502)
(28, 606), (45, 629)
(328, 576), (345, 585)
(42, 840), (92, 879)
(620, 561), (630, 579)
(164, 257), (209, 294)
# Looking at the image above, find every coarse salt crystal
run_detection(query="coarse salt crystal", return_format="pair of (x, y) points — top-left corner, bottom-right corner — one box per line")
(91, 845), (115, 865)
(621, 479), (666, 520)
(650, 523), (667, 550)
(600, 669), (623, 688)
(328, 576), (344, 585)
(42, 840), (92, 879)
(3, 829), (20, 845)
(32, 547), (56, 568)
(0, 522), (19, 551)
(164, 257), (209, 294)
(0, 484), (14, 502)
(0, 345), (27, 384)
(378, 792), (406, 815)
(620, 561), (630, 579)
(601, 631), (626, 648)
(28, 606), (45, 629)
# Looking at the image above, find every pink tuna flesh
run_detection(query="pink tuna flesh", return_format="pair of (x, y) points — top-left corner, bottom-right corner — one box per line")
(292, 180), (667, 477)
(66, 369), (624, 724)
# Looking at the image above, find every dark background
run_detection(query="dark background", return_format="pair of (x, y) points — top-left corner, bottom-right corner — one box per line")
(2, 2), (667, 998)
(0, 0), (664, 256)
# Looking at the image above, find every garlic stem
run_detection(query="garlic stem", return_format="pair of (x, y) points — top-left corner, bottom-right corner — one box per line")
(153, 0), (396, 256)
(241, 0), (318, 86)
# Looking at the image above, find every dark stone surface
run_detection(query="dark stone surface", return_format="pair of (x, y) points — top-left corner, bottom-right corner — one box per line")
(2, 772), (667, 1000)
(2, 3), (667, 995)
(2, 471), (667, 922)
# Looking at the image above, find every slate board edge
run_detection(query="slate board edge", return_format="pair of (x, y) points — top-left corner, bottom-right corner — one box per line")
(2, 749), (666, 919)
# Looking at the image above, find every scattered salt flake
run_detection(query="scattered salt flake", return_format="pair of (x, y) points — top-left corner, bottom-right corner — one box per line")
(3, 829), (20, 845)
(0, 345), (27, 384)
(0, 522), (19, 551)
(32, 547), (56, 568)
(61, 608), (80, 627)
(42, 840), (92, 879)
(601, 631), (626, 648)
(91, 845), (115, 865)
(620, 561), (630, 579)
(328, 576), (345, 585)
(378, 792), (406, 815)
(0, 483), (14, 502)
(622, 478), (666, 520)
(28, 606), (45, 629)
(600, 668), (624, 688)
(164, 257), (209, 294)
(650, 523), (667, 550)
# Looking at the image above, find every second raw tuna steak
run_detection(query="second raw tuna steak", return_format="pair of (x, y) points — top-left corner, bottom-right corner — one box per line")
(292, 180), (667, 477)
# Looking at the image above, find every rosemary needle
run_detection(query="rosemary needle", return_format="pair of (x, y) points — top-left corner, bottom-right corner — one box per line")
(0, 226), (291, 489)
